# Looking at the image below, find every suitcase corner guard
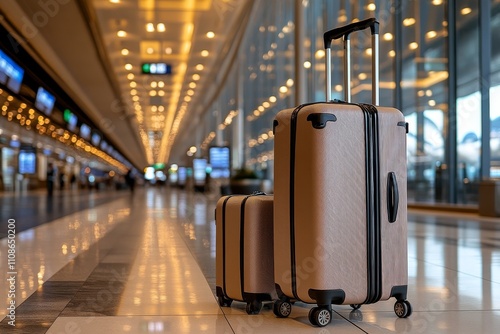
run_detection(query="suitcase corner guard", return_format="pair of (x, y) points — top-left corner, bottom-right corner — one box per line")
(308, 289), (346, 306)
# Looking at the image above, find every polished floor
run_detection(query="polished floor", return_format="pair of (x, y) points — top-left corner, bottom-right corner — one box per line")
(0, 186), (499, 333)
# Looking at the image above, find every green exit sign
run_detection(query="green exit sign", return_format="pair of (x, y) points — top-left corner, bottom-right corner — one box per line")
(141, 63), (172, 75)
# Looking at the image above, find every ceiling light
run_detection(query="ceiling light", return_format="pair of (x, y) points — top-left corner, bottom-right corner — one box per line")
(110, 0), (120, 3)
(461, 7), (472, 15)
(184, 96), (192, 102)
(206, 31), (215, 38)
(121, 48), (129, 55)
(130, 89), (137, 95)
(158, 90), (165, 96)
(192, 74), (200, 80)
(146, 47), (154, 54)
(432, 0), (443, 4)
(383, 33), (393, 41)
(151, 81), (157, 88)
(279, 86), (288, 93)
(358, 73), (367, 80)
(127, 73), (134, 80)
(428, 100), (436, 106)
(125, 64), (133, 70)
(189, 82), (197, 89)
(187, 90), (194, 96)
(426, 31), (437, 39)
(117, 30), (127, 37)
(196, 64), (204, 71)
(158, 81), (165, 88)
(366, 48), (373, 56)
(403, 18), (416, 26)
(132, 96), (139, 101)
(367, 3), (376, 11)
(146, 23), (154, 32)
(303, 61), (311, 69)
(388, 50), (396, 57)
(269, 96), (277, 103)
(130, 81), (137, 88)
(149, 91), (157, 96)
(286, 79), (294, 87)
(201, 50), (209, 57)
(409, 42), (419, 50)
(165, 47), (173, 54)
(157, 23), (166, 32)
(315, 50), (325, 59)
(158, 106), (165, 112)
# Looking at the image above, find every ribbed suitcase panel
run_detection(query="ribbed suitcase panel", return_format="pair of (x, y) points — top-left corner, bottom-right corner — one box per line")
(293, 104), (369, 304)
(273, 108), (295, 298)
(224, 198), (244, 300)
(376, 107), (409, 300)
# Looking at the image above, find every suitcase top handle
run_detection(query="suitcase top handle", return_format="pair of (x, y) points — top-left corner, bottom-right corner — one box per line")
(323, 17), (380, 104)
(323, 18), (379, 49)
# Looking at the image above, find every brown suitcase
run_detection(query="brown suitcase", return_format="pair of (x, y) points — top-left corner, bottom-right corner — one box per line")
(215, 192), (275, 314)
(272, 18), (411, 327)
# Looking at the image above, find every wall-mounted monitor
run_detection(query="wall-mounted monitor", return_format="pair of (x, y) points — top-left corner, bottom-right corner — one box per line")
(100, 140), (108, 151)
(177, 167), (187, 186)
(35, 87), (56, 115)
(0, 49), (24, 93)
(63, 109), (78, 131)
(193, 158), (207, 186)
(91, 132), (101, 146)
(19, 149), (36, 174)
(209, 146), (230, 178)
(80, 123), (91, 139)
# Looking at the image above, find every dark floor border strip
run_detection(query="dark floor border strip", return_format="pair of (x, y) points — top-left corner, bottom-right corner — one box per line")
(409, 203), (478, 214)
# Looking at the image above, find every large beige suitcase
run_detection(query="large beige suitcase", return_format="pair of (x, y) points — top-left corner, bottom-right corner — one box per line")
(215, 193), (275, 314)
(272, 18), (411, 327)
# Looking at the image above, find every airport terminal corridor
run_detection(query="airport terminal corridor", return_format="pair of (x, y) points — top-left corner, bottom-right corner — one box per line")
(0, 187), (499, 333)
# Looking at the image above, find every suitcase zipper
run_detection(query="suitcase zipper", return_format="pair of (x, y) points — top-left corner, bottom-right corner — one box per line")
(221, 195), (234, 299)
(360, 103), (382, 304)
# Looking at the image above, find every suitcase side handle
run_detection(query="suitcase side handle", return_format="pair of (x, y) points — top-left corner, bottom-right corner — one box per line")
(387, 172), (399, 223)
(323, 18), (379, 105)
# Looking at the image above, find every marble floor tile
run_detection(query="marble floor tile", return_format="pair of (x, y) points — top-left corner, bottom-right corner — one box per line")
(1, 188), (500, 333)
(46, 315), (234, 334)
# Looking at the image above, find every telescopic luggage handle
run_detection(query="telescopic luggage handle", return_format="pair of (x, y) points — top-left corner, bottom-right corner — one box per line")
(323, 18), (380, 105)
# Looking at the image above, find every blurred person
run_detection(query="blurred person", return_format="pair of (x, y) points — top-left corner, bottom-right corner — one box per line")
(125, 169), (135, 193)
(47, 163), (55, 196)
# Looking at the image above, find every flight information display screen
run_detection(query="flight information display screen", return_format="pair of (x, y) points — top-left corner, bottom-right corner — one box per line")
(0, 49), (24, 93)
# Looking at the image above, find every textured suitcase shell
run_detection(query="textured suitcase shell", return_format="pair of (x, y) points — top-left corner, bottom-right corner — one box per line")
(215, 194), (275, 308)
(273, 102), (408, 305)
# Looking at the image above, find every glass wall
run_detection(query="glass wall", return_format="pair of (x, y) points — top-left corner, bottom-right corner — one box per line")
(194, 0), (500, 205)
(491, 0), (500, 177)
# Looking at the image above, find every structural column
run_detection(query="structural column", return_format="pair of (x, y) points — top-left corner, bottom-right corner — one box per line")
(294, 0), (306, 105)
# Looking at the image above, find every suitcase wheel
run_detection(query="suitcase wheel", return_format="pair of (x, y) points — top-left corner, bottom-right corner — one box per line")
(350, 304), (361, 310)
(394, 300), (412, 318)
(245, 300), (262, 315)
(273, 299), (292, 318)
(308, 306), (332, 327)
(217, 295), (233, 307)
